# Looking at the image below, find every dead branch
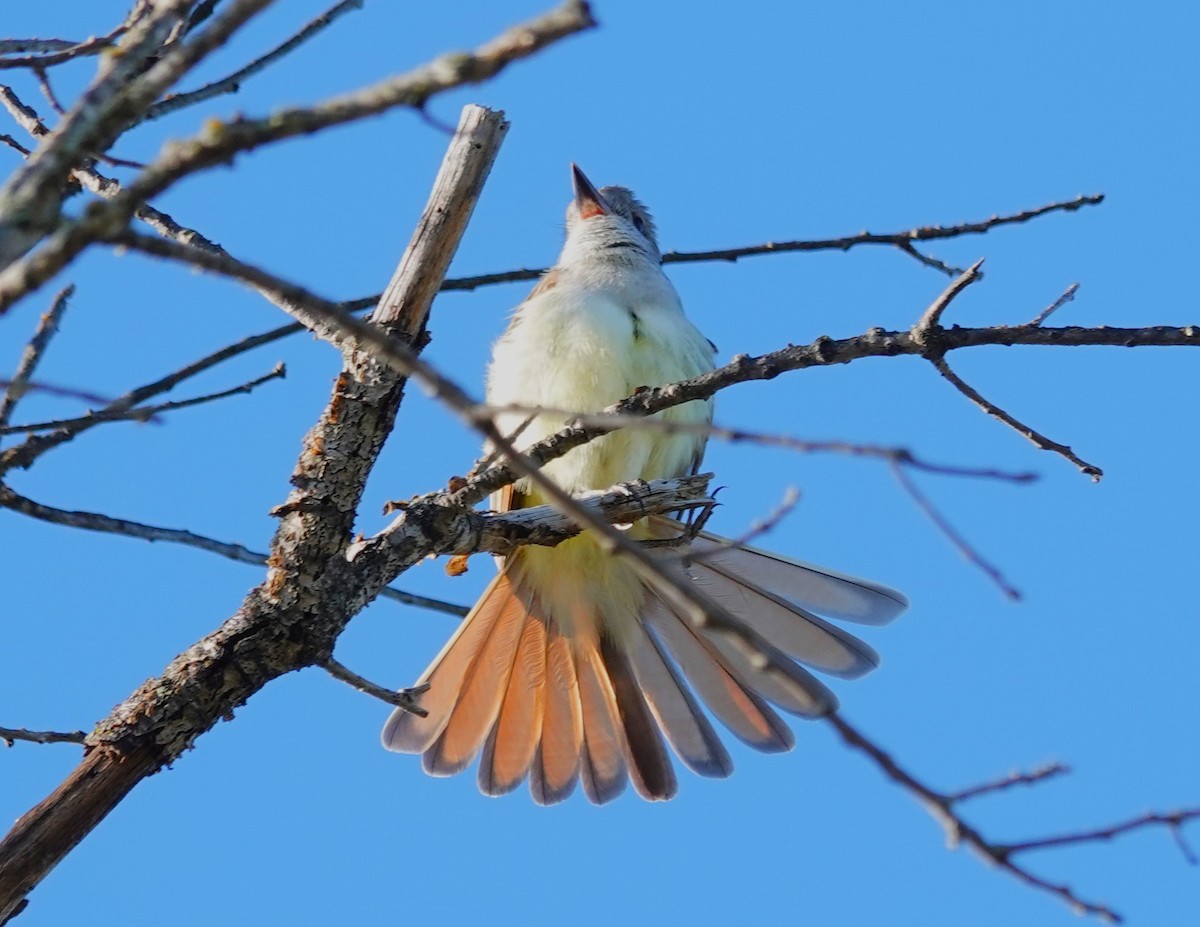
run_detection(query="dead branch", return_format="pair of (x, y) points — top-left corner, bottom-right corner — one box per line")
(438, 195), (1105, 290)
(0, 27), (128, 70)
(145, 0), (366, 120)
(827, 712), (1129, 922)
(0, 0), (267, 270)
(947, 762), (1072, 804)
(0, 727), (85, 747)
(1000, 809), (1200, 861)
(322, 657), (429, 716)
(0, 363), (285, 435)
(0, 284), (71, 432)
(0, 478), (467, 615)
(890, 462), (1022, 600)
(0, 0), (596, 312)
(0, 102), (508, 921)
(1030, 282), (1080, 326)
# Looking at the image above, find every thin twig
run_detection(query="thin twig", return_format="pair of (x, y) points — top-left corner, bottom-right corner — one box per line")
(32, 68), (64, 115)
(0, 133), (30, 157)
(913, 259), (985, 336)
(321, 657), (429, 716)
(0, 40), (84, 56)
(1000, 808), (1200, 859)
(907, 264), (1104, 481)
(486, 403), (1039, 484)
(0, 483), (273, 561)
(0, 727), (86, 747)
(929, 354), (1103, 481)
(947, 762), (1071, 804)
(890, 461), (1022, 600)
(436, 196), (1105, 291)
(1030, 282), (1080, 326)
(145, 0), (366, 120)
(0, 0), (597, 313)
(0, 381), (115, 408)
(0, 313), (306, 472)
(0, 482), (466, 616)
(0, 285), (73, 433)
(680, 486), (799, 563)
(895, 240), (966, 277)
(0, 28), (127, 70)
(0, 363), (286, 435)
(826, 712), (1123, 923)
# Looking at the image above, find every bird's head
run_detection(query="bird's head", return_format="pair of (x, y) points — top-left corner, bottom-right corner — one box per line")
(563, 163), (660, 261)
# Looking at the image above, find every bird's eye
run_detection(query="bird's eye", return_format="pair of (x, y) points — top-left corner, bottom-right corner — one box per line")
(632, 215), (646, 234)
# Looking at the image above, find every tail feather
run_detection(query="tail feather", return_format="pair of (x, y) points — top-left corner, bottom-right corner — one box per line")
(623, 607), (734, 777)
(600, 634), (678, 801)
(650, 556), (837, 718)
(386, 521), (907, 802)
(698, 620), (837, 718)
(478, 594), (547, 796)
(644, 595), (794, 753)
(575, 643), (628, 805)
(687, 558), (880, 679)
(381, 572), (513, 754)
(690, 527), (908, 626)
(529, 623), (583, 805)
(423, 590), (527, 776)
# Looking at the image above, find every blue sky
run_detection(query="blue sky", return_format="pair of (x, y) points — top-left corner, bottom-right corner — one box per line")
(2, 2), (1198, 924)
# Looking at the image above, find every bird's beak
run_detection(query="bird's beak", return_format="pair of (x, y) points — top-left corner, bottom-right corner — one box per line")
(571, 163), (609, 220)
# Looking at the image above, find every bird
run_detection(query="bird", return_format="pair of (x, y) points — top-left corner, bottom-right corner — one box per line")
(382, 165), (908, 803)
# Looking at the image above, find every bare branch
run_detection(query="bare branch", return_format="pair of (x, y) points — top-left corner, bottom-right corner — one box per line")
(322, 657), (429, 716)
(0, 480), (466, 615)
(1030, 282), (1080, 326)
(928, 354), (1103, 481)
(32, 68), (65, 116)
(444, 319), (1200, 513)
(0, 727), (86, 747)
(436, 194), (1105, 291)
(0, 40), (87, 56)
(486, 402), (1039, 483)
(0, 483), (270, 562)
(827, 712), (1125, 923)
(146, 0), (366, 120)
(1001, 808), (1200, 859)
(946, 762), (1072, 804)
(912, 259), (985, 337)
(355, 474), (716, 564)
(891, 462), (1022, 600)
(0, 363), (285, 436)
(0, 0), (261, 270)
(0, 284), (72, 433)
(0, 133), (30, 157)
(0, 103), (511, 920)
(0, 0), (596, 314)
(0, 28), (128, 70)
(894, 240), (967, 277)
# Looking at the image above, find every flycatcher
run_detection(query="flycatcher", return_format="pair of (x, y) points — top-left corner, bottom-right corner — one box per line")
(382, 165), (907, 803)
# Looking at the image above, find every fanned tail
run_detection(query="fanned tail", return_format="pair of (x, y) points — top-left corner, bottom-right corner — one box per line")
(382, 522), (908, 803)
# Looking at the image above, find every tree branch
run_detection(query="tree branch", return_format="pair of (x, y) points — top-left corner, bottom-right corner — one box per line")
(0, 27), (128, 70)
(0, 284), (72, 433)
(0, 102), (510, 921)
(827, 712), (1128, 922)
(0, 727), (85, 747)
(145, 0), (366, 120)
(321, 657), (428, 716)
(946, 762), (1072, 804)
(0, 363), (285, 436)
(0, 0), (596, 315)
(0, 0), (268, 270)
(437, 194), (1105, 291)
